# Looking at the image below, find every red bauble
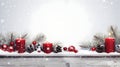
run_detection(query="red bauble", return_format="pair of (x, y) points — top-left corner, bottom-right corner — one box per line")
(74, 50), (78, 53)
(63, 47), (67, 51)
(68, 46), (75, 52)
(2, 44), (8, 51)
(91, 47), (96, 51)
(32, 41), (37, 46)
(9, 41), (14, 46)
(7, 46), (14, 52)
(37, 50), (41, 53)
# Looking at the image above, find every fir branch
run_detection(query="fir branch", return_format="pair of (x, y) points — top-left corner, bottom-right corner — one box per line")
(80, 41), (92, 48)
(94, 35), (104, 44)
(93, 33), (107, 45)
(0, 33), (6, 44)
(10, 33), (13, 41)
(34, 33), (46, 42)
(53, 41), (62, 46)
(21, 33), (28, 38)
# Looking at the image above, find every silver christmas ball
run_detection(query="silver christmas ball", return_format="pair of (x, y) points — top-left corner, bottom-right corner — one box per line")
(116, 44), (120, 53)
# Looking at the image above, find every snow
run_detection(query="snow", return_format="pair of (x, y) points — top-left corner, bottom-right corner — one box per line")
(1, 2), (5, 6)
(0, 49), (120, 57)
(0, 19), (5, 24)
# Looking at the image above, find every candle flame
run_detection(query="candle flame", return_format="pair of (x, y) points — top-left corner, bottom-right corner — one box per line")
(20, 34), (21, 38)
(109, 33), (111, 36)
(108, 32), (113, 37)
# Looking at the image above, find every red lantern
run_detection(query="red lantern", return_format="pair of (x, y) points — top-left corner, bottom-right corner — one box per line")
(43, 42), (53, 54)
(15, 38), (26, 53)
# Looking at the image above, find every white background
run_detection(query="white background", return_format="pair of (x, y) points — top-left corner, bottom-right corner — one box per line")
(0, 0), (120, 45)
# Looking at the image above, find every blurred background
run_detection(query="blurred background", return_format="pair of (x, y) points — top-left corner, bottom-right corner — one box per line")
(0, 0), (120, 45)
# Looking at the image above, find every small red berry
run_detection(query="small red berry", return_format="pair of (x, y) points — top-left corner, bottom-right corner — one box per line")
(32, 41), (37, 45)
(38, 50), (41, 53)
(91, 47), (96, 51)
(63, 47), (67, 51)
(74, 50), (78, 53)
(10, 41), (14, 46)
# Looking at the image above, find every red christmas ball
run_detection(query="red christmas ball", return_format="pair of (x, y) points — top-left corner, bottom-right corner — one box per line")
(68, 46), (75, 52)
(63, 47), (67, 51)
(32, 41), (37, 45)
(37, 50), (41, 53)
(10, 41), (14, 46)
(74, 50), (78, 53)
(7, 46), (14, 52)
(2, 44), (8, 51)
(91, 47), (96, 51)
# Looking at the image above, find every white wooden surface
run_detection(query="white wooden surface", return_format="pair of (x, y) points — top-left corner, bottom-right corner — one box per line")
(0, 57), (120, 67)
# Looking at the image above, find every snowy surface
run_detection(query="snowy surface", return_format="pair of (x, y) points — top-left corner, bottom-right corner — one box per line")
(0, 49), (120, 57)
(0, 47), (120, 67)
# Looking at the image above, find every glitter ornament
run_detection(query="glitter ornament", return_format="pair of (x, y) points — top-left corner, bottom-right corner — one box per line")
(26, 44), (35, 53)
(35, 44), (41, 53)
(116, 44), (120, 53)
(96, 45), (105, 53)
(53, 45), (62, 53)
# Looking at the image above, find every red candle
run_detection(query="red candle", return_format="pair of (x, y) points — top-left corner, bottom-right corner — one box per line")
(43, 42), (53, 54)
(15, 38), (20, 50)
(105, 37), (115, 53)
(15, 38), (25, 53)
(18, 47), (26, 53)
